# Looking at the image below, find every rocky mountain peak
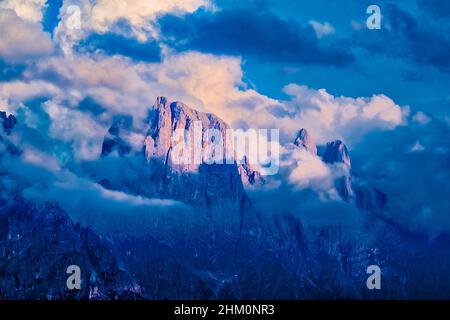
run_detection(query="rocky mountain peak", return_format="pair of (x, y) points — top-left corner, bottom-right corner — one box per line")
(294, 128), (317, 155)
(0, 111), (17, 134)
(322, 140), (351, 168)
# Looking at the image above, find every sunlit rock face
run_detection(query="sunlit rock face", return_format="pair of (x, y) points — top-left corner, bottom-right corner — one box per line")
(294, 128), (317, 155)
(100, 97), (262, 229)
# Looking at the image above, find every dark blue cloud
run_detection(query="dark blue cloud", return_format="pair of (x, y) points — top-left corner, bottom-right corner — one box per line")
(351, 116), (450, 237)
(77, 33), (161, 62)
(352, 4), (450, 72)
(158, 8), (354, 66)
(78, 97), (107, 116)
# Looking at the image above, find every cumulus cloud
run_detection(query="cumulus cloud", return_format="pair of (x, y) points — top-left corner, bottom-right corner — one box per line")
(0, 80), (61, 108)
(0, 0), (47, 22)
(280, 84), (407, 145)
(287, 147), (334, 190)
(29, 55), (154, 121)
(53, 0), (212, 54)
(0, 10), (54, 63)
(89, 0), (211, 37)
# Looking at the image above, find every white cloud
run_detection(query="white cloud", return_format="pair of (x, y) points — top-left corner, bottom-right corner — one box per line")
(0, 0), (47, 22)
(281, 84), (406, 145)
(0, 80), (60, 103)
(22, 145), (61, 171)
(90, 0), (210, 37)
(0, 10), (54, 63)
(287, 147), (333, 190)
(32, 55), (154, 121)
(43, 100), (107, 160)
(53, 0), (212, 54)
(309, 20), (335, 38)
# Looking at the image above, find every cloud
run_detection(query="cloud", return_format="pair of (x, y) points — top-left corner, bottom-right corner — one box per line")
(53, 0), (212, 54)
(412, 111), (432, 125)
(0, 80), (60, 105)
(43, 100), (107, 160)
(0, 10), (54, 63)
(287, 147), (334, 190)
(352, 4), (450, 72)
(0, 0), (47, 22)
(351, 116), (450, 237)
(29, 55), (154, 121)
(89, 0), (211, 37)
(78, 32), (161, 62)
(246, 142), (359, 225)
(158, 8), (353, 66)
(309, 20), (335, 39)
(280, 84), (406, 145)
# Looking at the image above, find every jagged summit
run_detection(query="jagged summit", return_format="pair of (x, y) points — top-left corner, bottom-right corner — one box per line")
(294, 128), (317, 155)
(103, 97), (263, 186)
(322, 140), (351, 168)
(0, 111), (17, 134)
(100, 97), (261, 229)
(145, 96), (230, 161)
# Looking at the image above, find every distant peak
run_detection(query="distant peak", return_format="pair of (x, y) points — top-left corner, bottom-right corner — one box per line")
(0, 111), (17, 133)
(156, 96), (168, 105)
(322, 140), (351, 167)
(294, 128), (317, 155)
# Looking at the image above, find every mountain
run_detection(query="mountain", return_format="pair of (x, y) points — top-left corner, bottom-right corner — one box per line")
(0, 112), (141, 300)
(0, 111), (17, 134)
(322, 140), (351, 168)
(294, 128), (317, 155)
(100, 97), (261, 229)
(0, 197), (141, 300)
(291, 130), (385, 213)
(0, 106), (390, 299)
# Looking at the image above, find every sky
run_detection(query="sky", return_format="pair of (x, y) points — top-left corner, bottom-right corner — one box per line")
(0, 0), (449, 237)
(10, 0), (449, 120)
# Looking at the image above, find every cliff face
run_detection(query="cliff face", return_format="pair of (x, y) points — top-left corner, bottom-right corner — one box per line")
(0, 197), (141, 300)
(292, 128), (386, 213)
(101, 97), (261, 229)
(294, 128), (318, 155)
(0, 112), (141, 300)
